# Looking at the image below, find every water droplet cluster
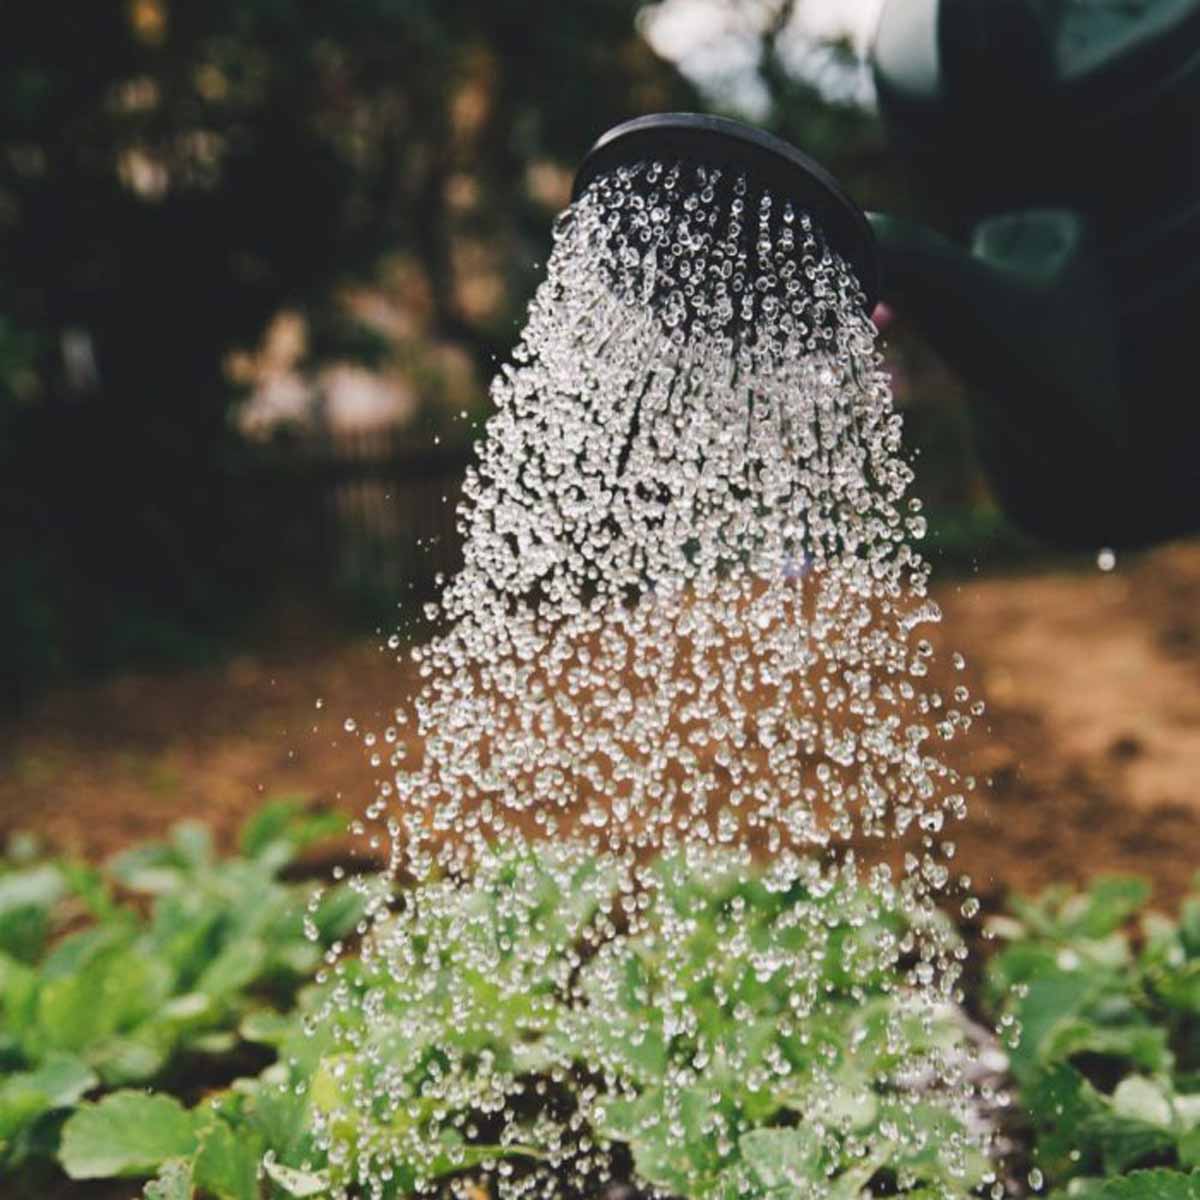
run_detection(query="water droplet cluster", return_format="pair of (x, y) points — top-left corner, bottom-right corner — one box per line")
(314, 159), (989, 1196)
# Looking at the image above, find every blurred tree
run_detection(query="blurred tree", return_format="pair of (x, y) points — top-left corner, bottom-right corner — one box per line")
(0, 0), (696, 706)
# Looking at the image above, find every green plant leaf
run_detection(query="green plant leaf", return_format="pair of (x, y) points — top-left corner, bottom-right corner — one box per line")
(60, 1091), (200, 1179)
(1008, 969), (1100, 1080)
(1041, 1018), (1169, 1075)
(35, 942), (172, 1057)
(1021, 1063), (1106, 1179)
(238, 1077), (317, 1166)
(0, 864), (65, 960)
(1150, 961), (1200, 1015)
(1179, 1128), (1200, 1170)
(1178, 899), (1200, 959)
(240, 1009), (295, 1046)
(0, 1051), (98, 1149)
(0, 905), (51, 965)
(195, 937), (267, 1000)
(240, 798), (343, 864)
(0, 863), (66, 912)
(429, 1129), (543, 1175)
(1078, 1112), (1176, 1176)
(263, 1158), (329, 1196)
(239, 798), (307, 860)
(0, 1086), (49, 1144)
(194, 1117), (263, 1200)
(1113, 1077), (1174, 1128)
(0, 950), (38, 1049)
(0, 1051), (97, 1130)
(62, 862), (124, 925)
(171, 823), (214, 871)
(740, 1127), (824, 1189)
(144, 1158), (194, 1200)
(1072, 879), (1153, 940)
(1176, 1094), (1200, 1132)
(109, 841), (187, 895)
(1095, 1168), (1200, 1200)
(309, 885), (367, 943)
(89, 1031), (172, 1086)
(184, 1031), (237, 1056)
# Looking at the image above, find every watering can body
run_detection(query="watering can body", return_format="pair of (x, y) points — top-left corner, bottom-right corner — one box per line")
(872, 0), (1200, 549)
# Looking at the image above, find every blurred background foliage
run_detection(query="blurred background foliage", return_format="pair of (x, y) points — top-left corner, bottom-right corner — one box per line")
(0, 0), (992, 711)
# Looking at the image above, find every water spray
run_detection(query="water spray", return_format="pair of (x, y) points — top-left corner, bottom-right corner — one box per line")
(312, 99), (996, 1199)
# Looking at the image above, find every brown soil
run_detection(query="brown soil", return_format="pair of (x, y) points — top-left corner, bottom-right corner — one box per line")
(3, 538), (1200, 909)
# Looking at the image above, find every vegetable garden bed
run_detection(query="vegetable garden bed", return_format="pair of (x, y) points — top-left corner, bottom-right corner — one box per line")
(4, 802), (1200, 1199)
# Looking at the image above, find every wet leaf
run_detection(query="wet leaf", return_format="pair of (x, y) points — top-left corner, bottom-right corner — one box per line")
(194, 1117), (263, 1200)
(263, 1159), (329, 1197)
(143, 1158), (194, 1200)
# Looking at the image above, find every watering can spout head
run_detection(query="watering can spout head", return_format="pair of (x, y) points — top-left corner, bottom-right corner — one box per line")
(573, 112), (881, 313)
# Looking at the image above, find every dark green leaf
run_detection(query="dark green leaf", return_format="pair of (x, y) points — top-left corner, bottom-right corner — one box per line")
(1178, 1128), (1200, 1170)
(1073, 879), (1153, 939)
(0, 865), (65, 960)
(0, 904), (51, 964)
(144, 895), (224, 979)
(1041, 1019), (1169, 1074)
(1095, 1169), (1200, 1200)
(1010, 970), (1101, 1080)
(1180, 900), (1200, 959)
(239, 798), (343, 864)
(194, 1117), (263, 1200)
(1150, 961), (1200, 1015)
(310, 885), (367, 943)
(1022, 1064), (1106, 1179)
(195, 937), (267, 1000)
(1078, 1113), (1176, 1176)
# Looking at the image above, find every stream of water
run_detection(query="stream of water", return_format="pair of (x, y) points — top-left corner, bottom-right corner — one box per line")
(313, 158), (992, 1198)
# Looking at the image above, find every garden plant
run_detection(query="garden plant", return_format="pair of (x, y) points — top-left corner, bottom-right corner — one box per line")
(1, 803), (1198, 1198)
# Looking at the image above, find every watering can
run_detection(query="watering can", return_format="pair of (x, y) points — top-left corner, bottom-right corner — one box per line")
(574, 0), (1200, 551)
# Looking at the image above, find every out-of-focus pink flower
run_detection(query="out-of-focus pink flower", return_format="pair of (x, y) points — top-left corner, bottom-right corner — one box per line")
(872, 301), (895, 332)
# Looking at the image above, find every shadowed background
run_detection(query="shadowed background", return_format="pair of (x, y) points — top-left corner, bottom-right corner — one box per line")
(3, 0), (1198, 906)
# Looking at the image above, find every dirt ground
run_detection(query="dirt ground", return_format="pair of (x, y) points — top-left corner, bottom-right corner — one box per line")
(4, 537), (1200, 911)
